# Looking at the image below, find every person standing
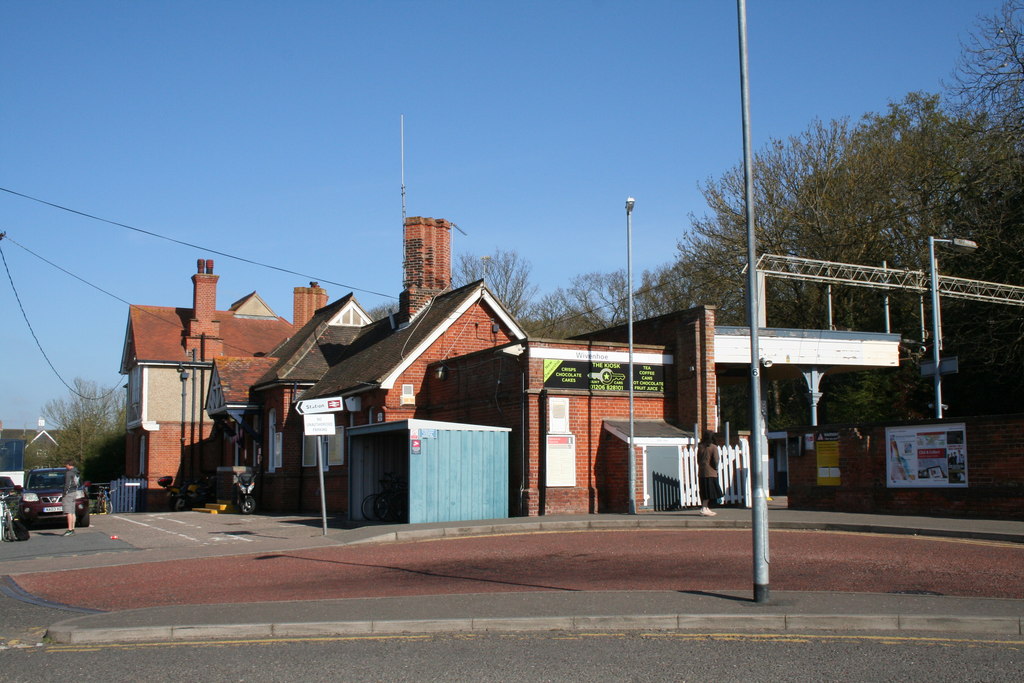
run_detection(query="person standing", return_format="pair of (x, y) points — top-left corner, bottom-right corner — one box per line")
(697, 431), (721, 517)
(62, 461), (80, 536)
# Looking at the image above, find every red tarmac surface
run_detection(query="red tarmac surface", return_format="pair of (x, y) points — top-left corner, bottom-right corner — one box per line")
(13, 528), (1024, 612)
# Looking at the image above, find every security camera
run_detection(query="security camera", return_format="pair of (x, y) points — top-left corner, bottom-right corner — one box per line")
(761, 358), (773, 368)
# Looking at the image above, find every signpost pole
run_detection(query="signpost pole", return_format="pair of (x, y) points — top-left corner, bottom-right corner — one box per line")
(316, 437), (327, 536)
(301, 410), (336, 537)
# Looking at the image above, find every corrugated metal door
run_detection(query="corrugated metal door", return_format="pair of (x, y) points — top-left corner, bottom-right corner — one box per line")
(408, 429), (508, 523)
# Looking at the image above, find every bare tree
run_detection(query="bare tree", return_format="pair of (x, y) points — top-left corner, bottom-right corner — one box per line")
(41, 378), (124, 478)
(453, 248), (538, 320)
(948, 1), (1024, 134)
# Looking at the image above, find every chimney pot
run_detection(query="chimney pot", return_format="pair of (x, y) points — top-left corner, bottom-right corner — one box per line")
(197, 258), (205, 274)
(206, 259), (214, 274)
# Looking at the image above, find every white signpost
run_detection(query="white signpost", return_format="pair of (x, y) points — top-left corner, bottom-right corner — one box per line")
(302, 413), (336, 535)
(302, 413), (336, 435)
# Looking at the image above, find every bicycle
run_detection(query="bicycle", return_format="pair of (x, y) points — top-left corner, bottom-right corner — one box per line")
(360, 472), (408, 523)
(1, 492), (19, 542)
(92, 485), (111, 515)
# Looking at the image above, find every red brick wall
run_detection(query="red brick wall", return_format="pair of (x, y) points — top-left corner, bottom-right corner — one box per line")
(573, 305), (717, 435)
(126, 419), (216, 510)
(786, 414), (1024, 519)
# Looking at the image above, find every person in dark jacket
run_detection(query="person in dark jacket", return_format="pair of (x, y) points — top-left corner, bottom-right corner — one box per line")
(696, 431), (721, 517)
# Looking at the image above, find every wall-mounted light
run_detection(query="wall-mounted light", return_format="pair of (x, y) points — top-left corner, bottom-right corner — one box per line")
(436, 365), (448, 380)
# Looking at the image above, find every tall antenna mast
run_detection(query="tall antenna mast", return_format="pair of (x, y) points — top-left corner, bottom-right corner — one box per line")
(400, 114), (407, 224)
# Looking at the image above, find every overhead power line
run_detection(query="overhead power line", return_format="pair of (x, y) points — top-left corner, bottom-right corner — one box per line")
(0, 186), (397, 300)
(0, 232), (285, 359)
(0, 234), (120, 399)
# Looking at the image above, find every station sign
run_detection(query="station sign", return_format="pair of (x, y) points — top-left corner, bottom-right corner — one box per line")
(295, 396), (344, 415)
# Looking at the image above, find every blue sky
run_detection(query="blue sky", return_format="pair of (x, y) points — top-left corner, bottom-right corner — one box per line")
(0, 0), (995, 429)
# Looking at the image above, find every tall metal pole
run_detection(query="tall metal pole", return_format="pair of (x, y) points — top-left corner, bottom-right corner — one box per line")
(737, 0), (770, 603)
(626, 197), (637, 515)
(928, 236), (943, 419)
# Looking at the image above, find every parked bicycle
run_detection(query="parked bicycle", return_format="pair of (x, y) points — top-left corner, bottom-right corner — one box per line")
(1, 490), (29, 542)
(91, 484), (111, 515)
(360, 472), (408, 523)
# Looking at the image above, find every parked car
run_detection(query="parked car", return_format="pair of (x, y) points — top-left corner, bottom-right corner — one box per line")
(18, 468), (90, 528)
(0, 476), (17, 496)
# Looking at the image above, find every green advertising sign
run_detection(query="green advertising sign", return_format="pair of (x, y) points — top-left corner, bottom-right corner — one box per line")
(543, 359), (665, 392)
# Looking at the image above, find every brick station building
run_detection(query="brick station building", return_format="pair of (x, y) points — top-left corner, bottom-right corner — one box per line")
(124, 217), (719, 517)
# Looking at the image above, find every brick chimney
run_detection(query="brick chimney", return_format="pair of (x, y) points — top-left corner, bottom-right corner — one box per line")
(399, 217), (452, 320)
(186, 259), (223, 359)
(293, 281), (328, 331)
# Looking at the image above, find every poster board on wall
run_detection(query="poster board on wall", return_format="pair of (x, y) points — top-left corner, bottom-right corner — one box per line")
(815, 432), (840, 486)
(546, 434), (577, 487)
(885, 423), (967, 488)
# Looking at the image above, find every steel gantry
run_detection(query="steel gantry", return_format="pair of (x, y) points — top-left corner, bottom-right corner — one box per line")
(755, 254), (1024, 307)
(747, 253), (1024, 423)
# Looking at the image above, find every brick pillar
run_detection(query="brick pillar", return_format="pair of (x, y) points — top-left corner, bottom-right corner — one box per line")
(675, 305), (717, 434)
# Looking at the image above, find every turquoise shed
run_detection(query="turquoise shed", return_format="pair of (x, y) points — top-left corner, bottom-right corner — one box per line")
(348, 419), (510, 524)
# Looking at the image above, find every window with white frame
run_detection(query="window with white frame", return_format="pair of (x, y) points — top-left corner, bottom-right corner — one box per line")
(266, 409), (280, 472)
(329, 426), (344, 466)
(127, 366), (143, 424)
(303, 427), (344, 469)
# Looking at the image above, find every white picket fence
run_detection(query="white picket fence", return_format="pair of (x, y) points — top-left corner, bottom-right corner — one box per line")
(679, 440), (751, 508)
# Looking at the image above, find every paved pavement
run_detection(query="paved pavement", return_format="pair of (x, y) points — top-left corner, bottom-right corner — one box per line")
(1, 501), (1022, 645)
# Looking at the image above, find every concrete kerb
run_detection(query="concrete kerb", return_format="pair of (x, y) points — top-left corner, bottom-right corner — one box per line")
(47, 613), (1024, 645)
(335, 516), (1023, 549)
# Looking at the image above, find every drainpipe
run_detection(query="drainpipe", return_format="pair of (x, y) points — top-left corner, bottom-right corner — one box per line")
(519, 361), (527, 516)
(178, 364), (189, 480)
(189, 349), (197, 479)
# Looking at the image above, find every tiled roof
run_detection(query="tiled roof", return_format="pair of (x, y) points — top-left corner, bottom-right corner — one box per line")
(255, 293), (364, 385)
(126, 304), (293, 363)
(301, 282), (485, 399)
(212, 357), (279, 404)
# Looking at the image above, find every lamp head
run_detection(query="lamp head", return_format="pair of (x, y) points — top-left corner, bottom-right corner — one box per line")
(625, 197), (635, 212)
(950, 238), (978, 253)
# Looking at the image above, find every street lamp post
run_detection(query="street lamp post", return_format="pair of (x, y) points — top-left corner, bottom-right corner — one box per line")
(928, 236), (978, 419)
(626, 197), (637, 515)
